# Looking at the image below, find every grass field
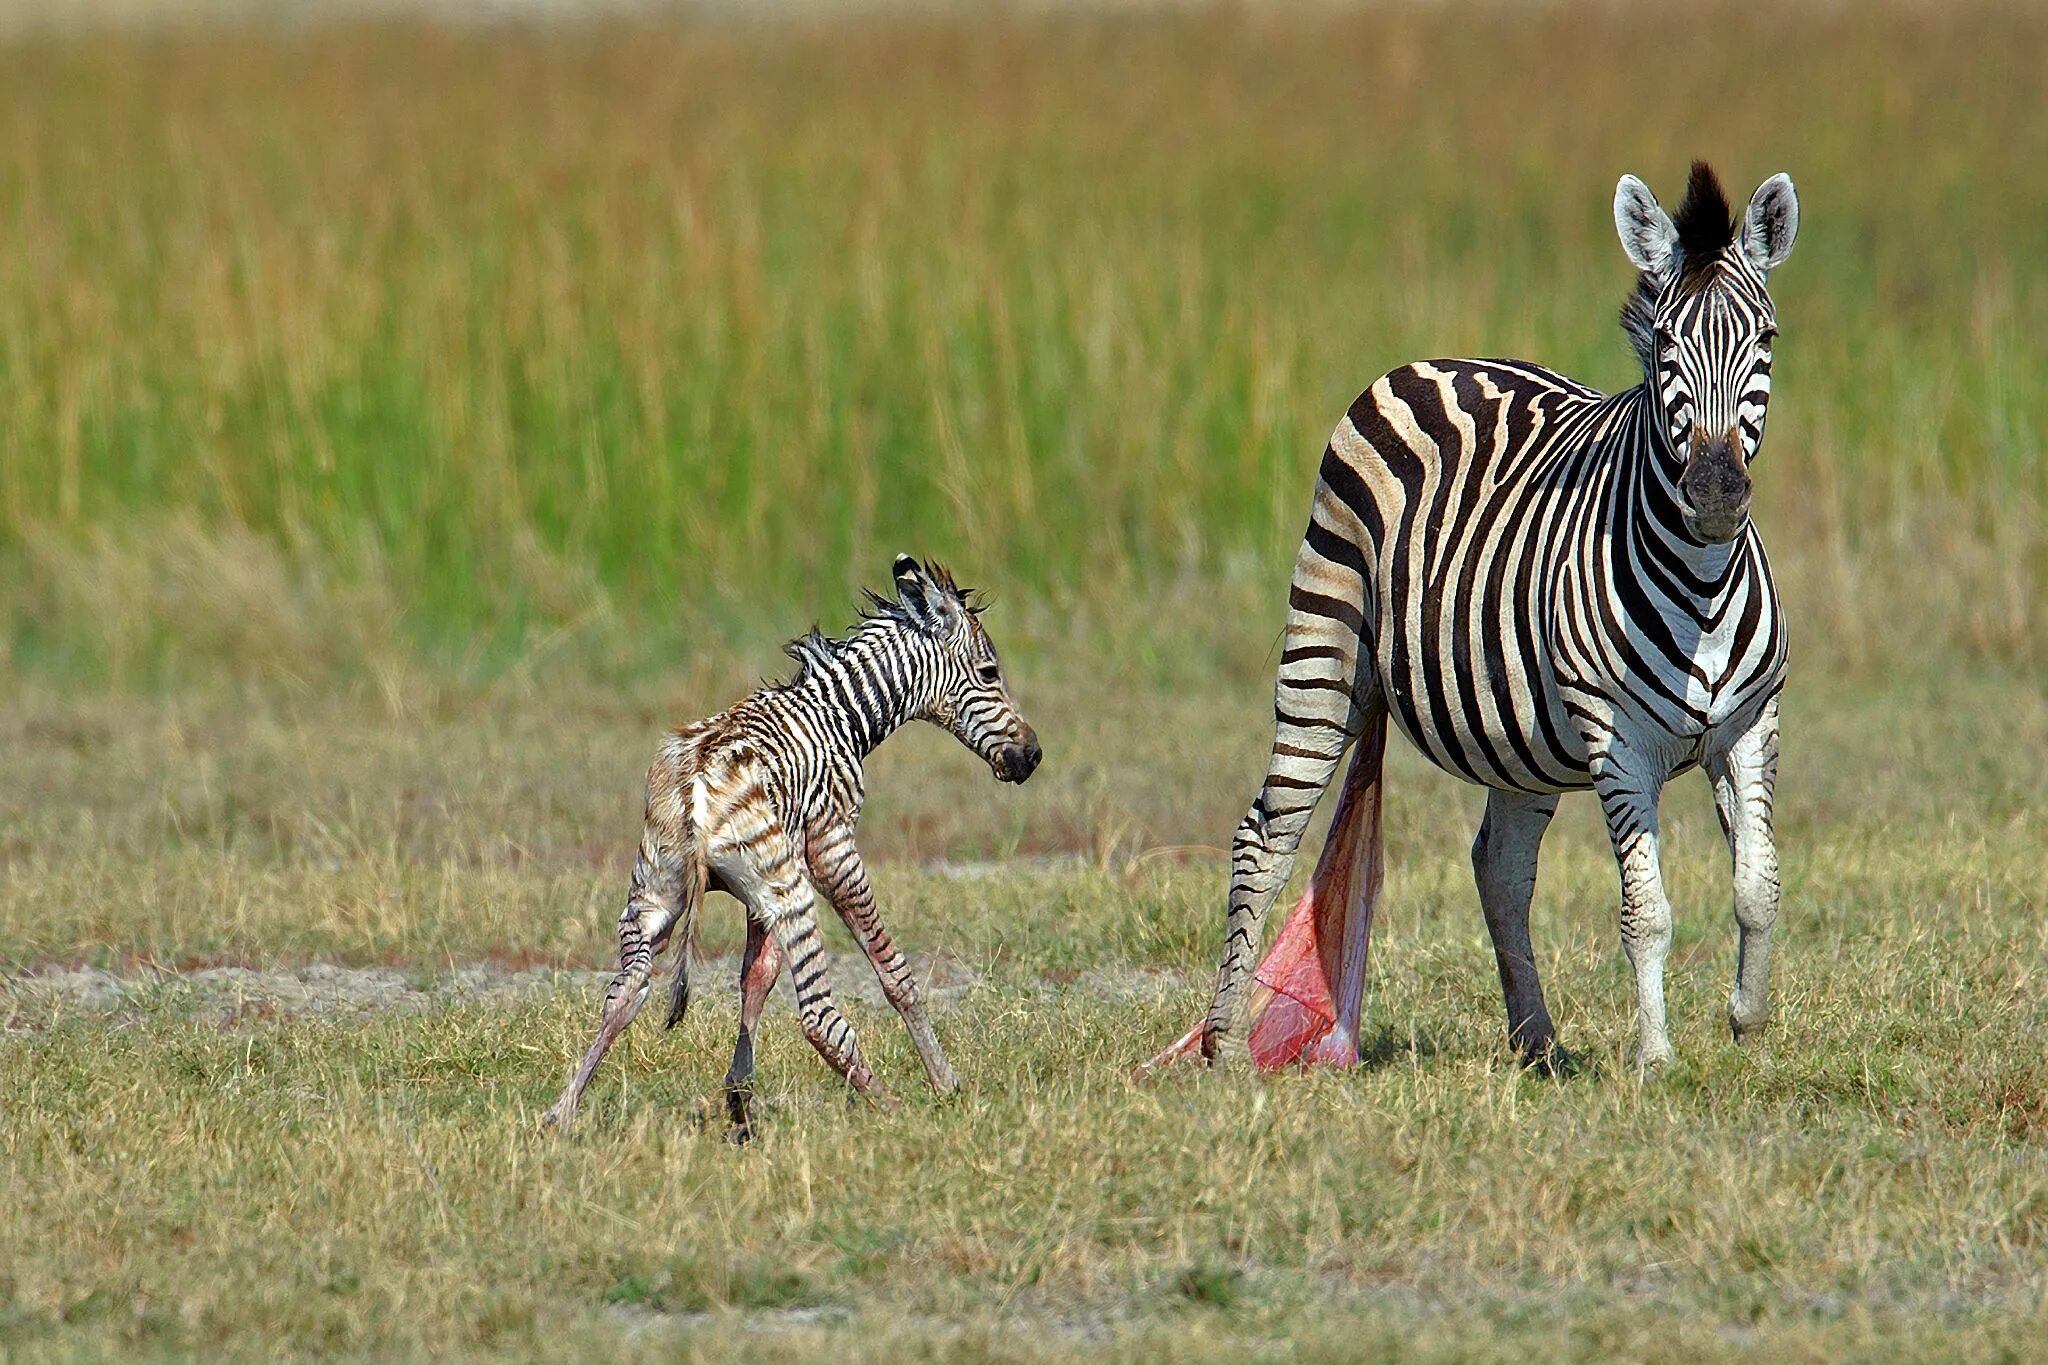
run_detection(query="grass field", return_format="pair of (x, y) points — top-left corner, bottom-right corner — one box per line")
(4, 3), (2048, 1360)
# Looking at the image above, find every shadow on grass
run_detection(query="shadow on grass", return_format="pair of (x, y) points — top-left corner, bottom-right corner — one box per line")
(1353, 1028), (1598, 1083)
(1356, 1027), (1440, 1070)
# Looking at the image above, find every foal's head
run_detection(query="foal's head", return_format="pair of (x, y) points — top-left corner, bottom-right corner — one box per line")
(886, 555), (1041, 784)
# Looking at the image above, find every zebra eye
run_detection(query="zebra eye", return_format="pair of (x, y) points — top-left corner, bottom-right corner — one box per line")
(976, 663), (1001, 684)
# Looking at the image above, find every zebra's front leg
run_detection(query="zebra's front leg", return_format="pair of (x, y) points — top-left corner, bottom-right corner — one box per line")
(1707, 696), (1781, 1043)
(807, 822), (958, 1095)
(741, 835), (890, 1107)
(1471, 790), (1561, 1064)
(1591, 751), (1676, 1074)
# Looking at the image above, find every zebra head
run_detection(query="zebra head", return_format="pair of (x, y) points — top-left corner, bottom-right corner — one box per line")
(1615, 162), (1799, 544)
(888, 554), (1042, 784)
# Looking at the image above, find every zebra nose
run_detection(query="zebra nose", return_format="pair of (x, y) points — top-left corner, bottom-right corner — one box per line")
(1681, 433), (1751, 541)
(996, 731), (1042, 784)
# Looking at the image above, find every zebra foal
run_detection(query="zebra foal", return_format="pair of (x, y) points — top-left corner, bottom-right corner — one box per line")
(544, 556), (1041, 1129)
(1163, 163), (1798, 1076)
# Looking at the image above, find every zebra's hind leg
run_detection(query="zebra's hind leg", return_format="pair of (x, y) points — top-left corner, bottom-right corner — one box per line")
(1471, 790), (1561, 1065)
(543, 851), (684, 1129)
(1201, 683), (1376, 1065)
(725, 915), (785, 1139)
(1707, 696), (1781, 1043)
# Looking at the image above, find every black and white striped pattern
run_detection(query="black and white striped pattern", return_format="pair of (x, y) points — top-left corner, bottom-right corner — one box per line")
(1204, 164), (1798, 1071)
(545, 555), (1041, 1130)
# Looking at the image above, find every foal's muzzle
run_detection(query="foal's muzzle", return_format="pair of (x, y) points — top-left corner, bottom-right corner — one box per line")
(1678, 429), (1753, 544)
(992, 728), (1042, 784)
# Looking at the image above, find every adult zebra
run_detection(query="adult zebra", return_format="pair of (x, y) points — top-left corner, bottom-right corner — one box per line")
(1160, 163), (1798, 1076)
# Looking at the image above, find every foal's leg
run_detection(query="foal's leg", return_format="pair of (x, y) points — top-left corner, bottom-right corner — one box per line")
(1470, 789), (1561, 1062)
(724, 916), (785, 1134)
(732, 831), (889, 1105)
(544, 817), (688, 1128)
(1591, 743), (1676, 1074)
(1707, 696), (1781, 1042)
(808, 821), (958, 1094)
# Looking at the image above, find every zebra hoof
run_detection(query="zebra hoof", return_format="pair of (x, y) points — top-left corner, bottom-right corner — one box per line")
(1200, 1027), (1254, 1072)
(1728, 999), (1769, 1043)
(1633, 1042), (1675, 1078)
(1520, 1042), (1581, 1080)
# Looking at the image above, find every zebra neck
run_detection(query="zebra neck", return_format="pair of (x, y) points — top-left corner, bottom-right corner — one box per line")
(799, 631), (934, 759)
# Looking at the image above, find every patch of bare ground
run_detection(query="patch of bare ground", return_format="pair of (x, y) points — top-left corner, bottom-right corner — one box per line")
(1, 954), (1198, 1027)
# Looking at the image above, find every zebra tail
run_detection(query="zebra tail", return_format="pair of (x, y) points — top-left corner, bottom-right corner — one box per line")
(662, 830), (708, 1031)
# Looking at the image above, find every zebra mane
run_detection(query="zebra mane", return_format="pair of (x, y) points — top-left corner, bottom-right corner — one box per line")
(1619, 276), (1660, 373)
(1620, 160), (1739, 371)
(780, 561), (986, 685)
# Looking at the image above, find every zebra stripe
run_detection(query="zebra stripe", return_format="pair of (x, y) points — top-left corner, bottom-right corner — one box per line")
(1205, 163), (1797, 1072)
(544, 556), (1040, 1130)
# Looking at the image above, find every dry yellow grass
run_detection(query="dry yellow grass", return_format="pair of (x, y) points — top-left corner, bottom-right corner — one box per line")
(6, 672), (2048, 1357)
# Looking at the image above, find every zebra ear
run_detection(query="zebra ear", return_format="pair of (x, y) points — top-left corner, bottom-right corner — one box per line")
(1614, 174), (1678, 276)
(1741, 173), (1799, 275)
(892, 553), (941, 631)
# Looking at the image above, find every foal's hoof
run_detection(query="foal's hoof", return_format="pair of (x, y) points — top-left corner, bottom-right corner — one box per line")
(719, 1086), (783, 1144)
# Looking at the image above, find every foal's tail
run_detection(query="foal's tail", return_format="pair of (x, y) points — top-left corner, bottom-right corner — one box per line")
(661, 812), (710, 1031)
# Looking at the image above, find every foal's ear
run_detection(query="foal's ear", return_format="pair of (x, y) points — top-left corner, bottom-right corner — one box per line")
(891, 553), (953, 633)
(1614, 174), (1679, 276)
(1741, 173), (1799, 275)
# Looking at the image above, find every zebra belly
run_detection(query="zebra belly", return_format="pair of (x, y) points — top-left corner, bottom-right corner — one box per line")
(1374, 631), (1595, 796)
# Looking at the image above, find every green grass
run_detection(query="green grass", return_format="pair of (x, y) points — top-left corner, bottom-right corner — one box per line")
(0, 5), (2044, 685)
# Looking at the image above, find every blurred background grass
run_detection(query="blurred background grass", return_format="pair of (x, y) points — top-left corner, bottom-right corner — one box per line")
(0, 3), (2041, 694)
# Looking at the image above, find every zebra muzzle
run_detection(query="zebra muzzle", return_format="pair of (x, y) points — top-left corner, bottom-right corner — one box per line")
(1679, 433), (1752, 543)
(992, 731), (1042, 784)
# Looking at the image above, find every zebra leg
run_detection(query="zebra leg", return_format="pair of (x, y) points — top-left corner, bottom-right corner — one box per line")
(807, 823), (958, 1095)
(543, 839), (685, 1128)
(1470, 789), (1561, 1063)
(1591, 751), (1676, 1074)
(740, 835), (890, 1106)
(1202, 611), (1374, 1063)
(724, 915), (785, 1136)
(1707, 696), (1781, 1043)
